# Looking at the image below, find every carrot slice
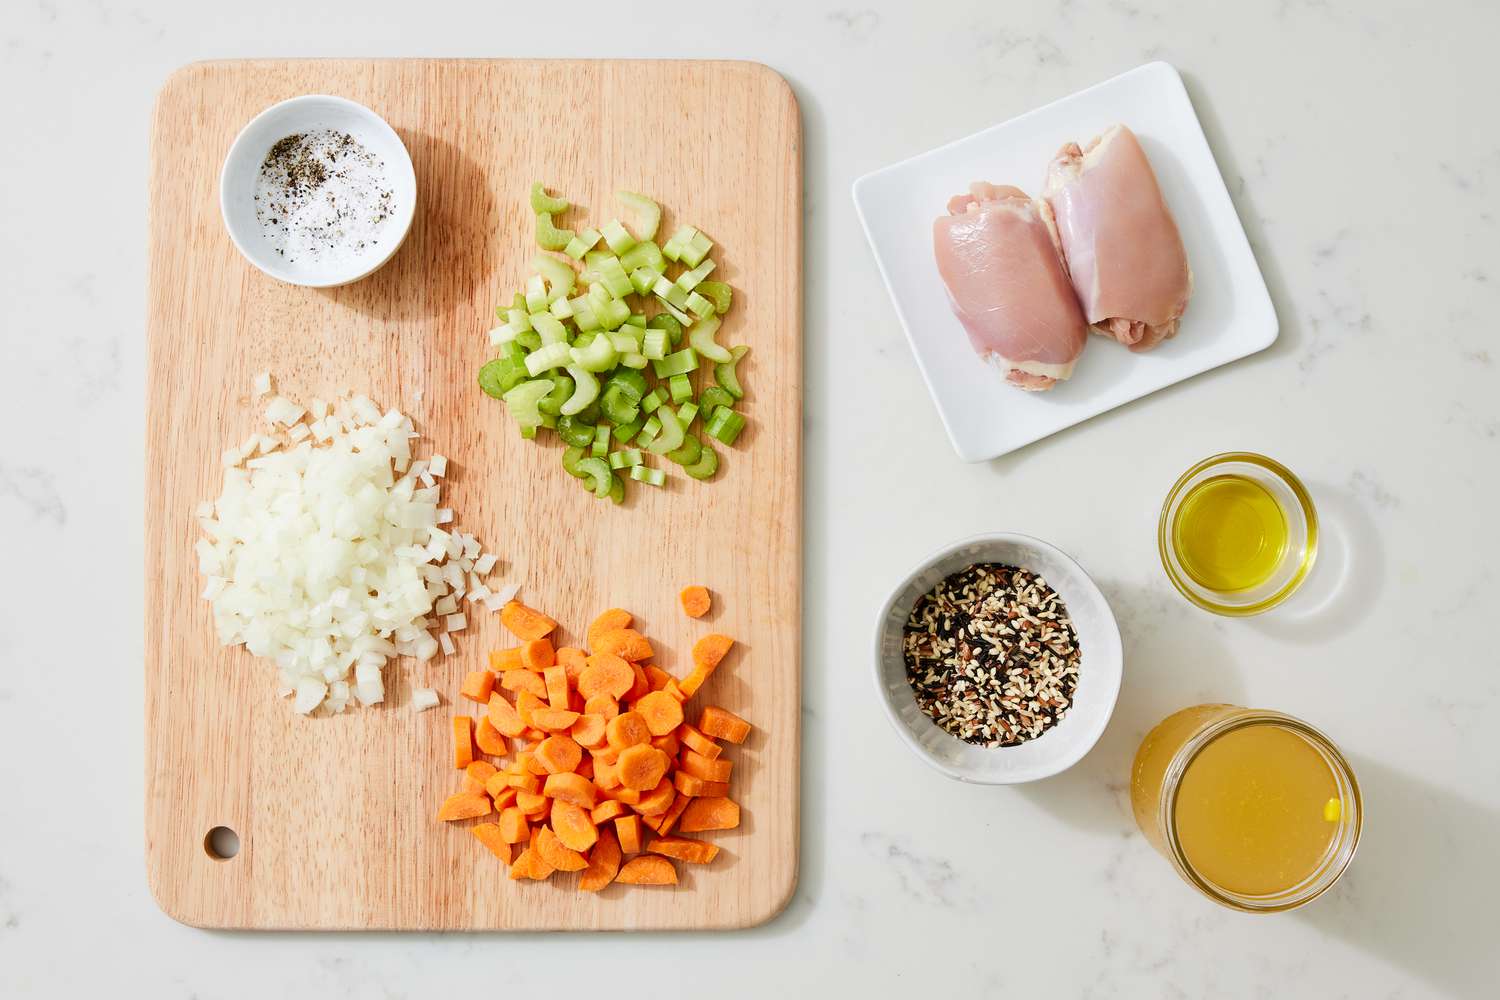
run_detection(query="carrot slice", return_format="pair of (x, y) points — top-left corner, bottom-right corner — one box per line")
(530, 707), (580, 733)
(535, 826), (588, 871)
(594, 628), (654, 662)
(650, 732), (680, 759)
(606, 711), (652, 750)
(515, 690), (546, 727)
(570, 713), (607, 748)
(521, 637), (556, 671)
(452, 716), (475, 769)
(673, 771), (710, 797)
(489, 786), (518, 813)
(474, 716), (510, 757)
(649, 835), (720, 864)
(556, 646), (589, 681)
(551, 799), (599, 852)
(501, 600), (558, 641)
(680, 749), (733, 782)
(655, 792), (691, 836)
(517, 790), (549, 818)
(698, 705), (751, 744)
(464, 760), (499, 793)
(628, 661), (651, 702)
(593, 757), (621, 789)
(617, 744), (670, 791)
(507, 847), (536, 880)
(437, 790), (491, 822)
(616, 855), (677, 885)
(680, 634), (735, 697)
(486, 693), (526, 738)
(534, 734), (582, 774)
(543, 771), (598, 809)
(460, 670), (496, 703)
(501, 668), (547, 699)
(579, 826), (622, 892)
(543, 666), (570, 708)
(615, 814), (643, 854)
(679, 796), (739, 833)
(663, 679), (687, 704)
(679, 586), (712, 619)
(503, 771), (541, 793)
(497, 805), (531, 842)
(644, 665), (673, 691)
(635, 690), (685, 736)
(489, 647), (522, 672)
(591, 800), (630, 824)
(472, 822), (515, 864)
(587, 608), (633, 648)
(599, 785), (641, 806)
(633, 777), (675, 816)
(584, 693), (620, 721)
(676, 723), (722, 759)
(579, 653), (635, 700)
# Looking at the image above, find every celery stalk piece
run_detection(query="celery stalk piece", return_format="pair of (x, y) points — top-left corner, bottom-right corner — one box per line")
(570, 300), (599, 332)
(601, 219), (637, 255)
(548, 296), (574, 320)
(715, 345), (749, 399)
(503, 378), (554, 431)
(647, 313), (684, 347)
(557, 414), (595, 449)
(675, 259), (716, 292)
(652, 347), (699, 379)
(640, 388), (664, 414)
(669, 374), (694, 404)
(681, 231), (715, 269)
(515, 331), (542, 351)
(600, 387), (640, 427)
(609, 448), (644, 470)
(699, 385), (734, 418)
(538, 374), (574, 416)
(696, 280), (732, 315)
(613, 415), (645, 443)
(647, 407), (685, 455)
(524, 275), (548, 312)
(535, 212), (574, 252)
(478, 344), (529, 398)
(560, 365), (600, 416)
(660, 300), (695, 326)
(651, 278), (690, 310)
(539, 411), (557, 429)
(687, 315), (731, 363)
(608, 473), (625, 504)
(562, 445), (589, 478)
(608, 332), (640, 354)
(532, 314), (571, 346)
(612, 325), (643, 350)
(629, 465), (666, 487)
(705, 407), (746, 445)
(642, 328), (669, 361)
(626, 313), (647, 328)
(638, 415), (662, 447)
(683, 440), (719, 481)
(575, 456), (613, 498)
(666, 434), (702, 466)
(617, 191), (661, 241)
(620, 352), (648, 369)
(569, 334), (619, 373)
(564, 227), (603, 260)
(530, 182), (569, 215)
(508, 306), (533, 333)
(677, 402), (699, 428)
(596, 256), (634, 299)
(519, 424), (537, 440)
(524, 341), (572, 376)
(685, 291), (715, 319)
(533, 254), (576, 302)
(629, 266), (663, 296)
(620, 240), (665, 274)
(488, 323), (517, 346)
(662, 225), (697, 263)
(591, 423), (611, 458)
(598, 298), (632, 331)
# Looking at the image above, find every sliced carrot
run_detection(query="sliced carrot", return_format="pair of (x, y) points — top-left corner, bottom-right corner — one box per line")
(556, 646), (589, 681)
(475, 716), (510, 756)
(599, 785), (641, 806)
(515, 690), (547, 727)
(543, 771), (597, 809)
(698, 705), (751, 744)
(472, 822), (515, 864)
(645, 665), (673, 691)
(534, 826), (588, 872)
(507, 847), (537, 880)
(673, 771), (709, 797)
(543, 666), (570, 708)
(591, 745), (621, 766)
(452, 716), (475, 769)
(628, 661), (651, 702)
(517, 790), (549, 818)
(679, 585), (712, 619)
(570, 713), (607, 748)
(551, 799), (599, 852)
(490, 785), (518, 812)
(576, 756), (595, 781)
(615, 814), (644, 854)
(534, 734), (582, 775)
(650, 733), (680, 759)
(697, 779), (730, 798)
(617, 744), (670, 791)
(530, 707), (580, 733)
(500, 600), (557, 641)
(521, 637), (556, 671)
(464, 760), (499, 793)
(497, 806), (530, 843)
(655, 792), (691, 835)
(663, 679), (687, 704)
(606, 711), (652, 750)
(523, 726), (548, 742)
(486, 692), (526, 737)
(616, 855), (677, 885)
(594, 628), (654, 662)
(437, 790), (491, 822)
(503, 771), (541, 793)
(634, 777), (675, 816)
(489, 647), (522, 672)
(680, 633), (735, 697)
(584, 693), (620, 721)
(680, 749), (733, 782)
(501, 668), (547, 699)
(579, 652), (635, 700)
(650, 835), (720, 864)
(676, 723), (722, 759)
(587, 608), (633, 648)
(679, 796), (740, 833)
(635, 690), (685, 736)
(592, 756), (621, 789)
(579, 826), (622, 892)
(591, 800), (630, 824)
(460, 670), (496, 703)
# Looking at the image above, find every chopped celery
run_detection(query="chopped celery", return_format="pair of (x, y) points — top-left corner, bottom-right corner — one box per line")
(640, 389), (664, 414)
(572, 329), (598, 349)
(532, 313), (570, 346)
(507, 305), (533, 333)
(677, 401), (699, 428)
(647, 408), (685, 455)
(524, 274), (548, 312)
(662, 225), (697, 263)
(620, 352), (648, 369)
(669, 374), (694, 404)
(676, 259), (716, 292)
(575, 456), (612, 498)
(478, 344), (529, 398)
(652, 276), (690, 309)
(617, 191), (661, 241)
(609, 448), (644, 470)
(681, 230), (714, 268)
(563, 227), (602, 260)
(607, 369), (649, 401)
(562, 445), (589, 478)
(667, 434), (702, 466)
(683, 440), (719, 480)
(548, 296), (574, 320)
(630, 465), (666, 487)
(686, 291), (715, 319)
(503, 379), (554, 431)
(626, 313), (647, 328)
(607, 473), (625, 504)
(533, 254), (575, 302)
(575, 398), (601, 424)
(647, 313), (683, 347)
(520, 424), (537, 440)
(560, 365), (600, 416)
(629, 266), (663, 296)
(715, 345), (749, 399)
(699, 385), (734, 418)
(620, 239), (665, 273)
(696, 280), (732, 314)
(535, 211), (574, 251)
(515, 330), (542, 351)
(488, 324), (516, 347)
(538, 373), (574, 415)
(569, 334), (619, 372)
(600, 386), (639, 426)
(613, 415), (644, 443)
(539, 412), (556, 429)
(652, 347), (699, 378)
(638, 415), (662, 447)
(591, 423), (611, 457)
(556, 414), (595, 448)
(608, 329), (641, 353)
(642, 328), (668, 361)
(568, 295), (600, 332)
(687, 315), (731, 363)
(661, 299), (694, 326)
(530, 182), (569, 215)
(705, 406), (746, 445)
(525, 341), (571, 376)
(596, 255), (634, 299)
(601, 219), (637, 255)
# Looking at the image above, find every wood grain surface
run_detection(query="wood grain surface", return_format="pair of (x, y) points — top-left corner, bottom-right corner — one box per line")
(145, 59), (801, 930)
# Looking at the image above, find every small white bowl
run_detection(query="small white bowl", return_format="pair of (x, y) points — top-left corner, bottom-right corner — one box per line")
(873, 532), (1123, 783)
(219, 95), (417, 288)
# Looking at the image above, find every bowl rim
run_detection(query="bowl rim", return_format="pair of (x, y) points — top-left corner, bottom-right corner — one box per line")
(872, 531), (1123, 784)
(218, 93), (418, 288)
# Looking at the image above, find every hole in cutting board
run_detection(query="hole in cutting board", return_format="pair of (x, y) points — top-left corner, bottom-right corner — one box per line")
(204, 826), (240, 861)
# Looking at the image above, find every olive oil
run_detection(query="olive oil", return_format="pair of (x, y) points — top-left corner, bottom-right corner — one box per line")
(1171, 475), (1287, 592)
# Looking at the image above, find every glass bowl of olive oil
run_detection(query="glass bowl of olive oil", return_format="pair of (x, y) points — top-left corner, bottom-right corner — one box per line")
(1158, 452), (1318, 616)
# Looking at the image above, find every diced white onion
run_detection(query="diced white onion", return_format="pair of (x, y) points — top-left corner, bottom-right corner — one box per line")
(474, 553), (497, 575)
(439, 631), (455, 655)
(252, 372), (272, 397)
(444, 613), (467, 632)
(410, 687), (440, 712)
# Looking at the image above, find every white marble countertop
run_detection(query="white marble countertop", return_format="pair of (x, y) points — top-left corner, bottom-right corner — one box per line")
(2, 0), (1497, 996)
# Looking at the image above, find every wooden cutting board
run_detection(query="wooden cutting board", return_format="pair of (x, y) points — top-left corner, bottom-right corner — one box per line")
(145, 59), (801, 930)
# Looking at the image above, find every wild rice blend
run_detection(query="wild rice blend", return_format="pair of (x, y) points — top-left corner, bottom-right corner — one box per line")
(903, 563), (1081, 748)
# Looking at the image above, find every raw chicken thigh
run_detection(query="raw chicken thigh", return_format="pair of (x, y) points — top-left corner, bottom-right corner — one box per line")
(1044, 124), (1192, 352)
(932, 182), (1088, 391)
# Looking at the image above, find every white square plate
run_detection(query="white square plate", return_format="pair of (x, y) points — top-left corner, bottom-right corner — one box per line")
(852, 62), (1277, 462)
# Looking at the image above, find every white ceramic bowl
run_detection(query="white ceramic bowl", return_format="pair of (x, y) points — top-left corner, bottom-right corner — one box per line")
(219, 95), (417, 288)
(873, 532), (1123, 783)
